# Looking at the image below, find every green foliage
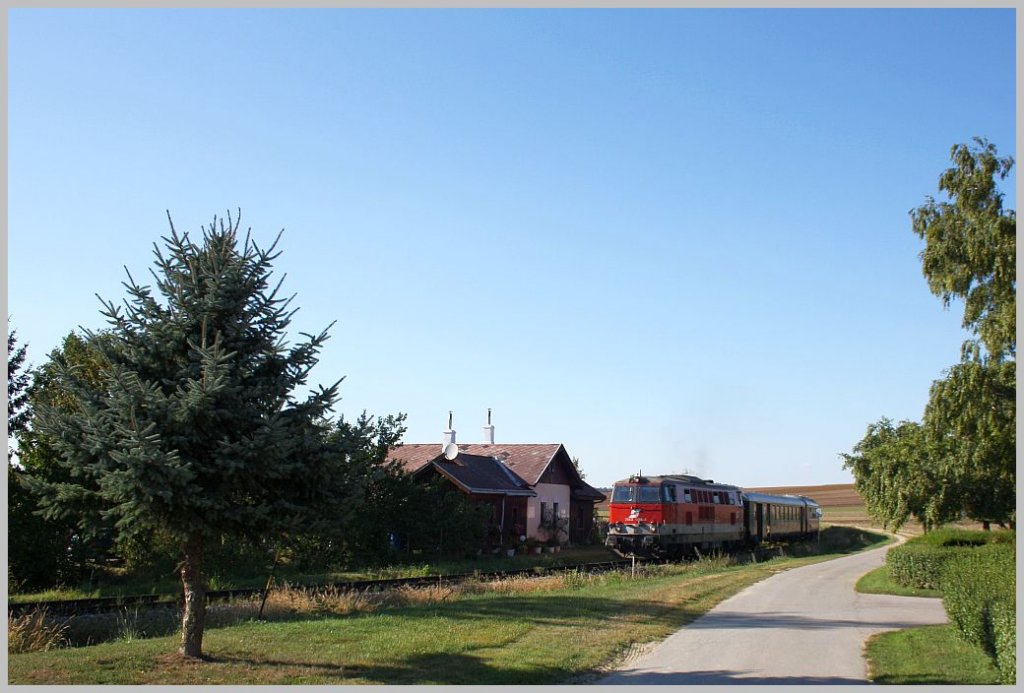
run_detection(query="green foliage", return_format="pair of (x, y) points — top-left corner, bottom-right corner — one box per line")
(940, 543), (1015, 683)
(923, 359), (1015, 527)
(7, 469), (80, 592)
(311, 412), (409, 566)
(885, 544), (963, 591)
(8, 327), (31, 449)
(841, 418), (958, 531)
(992, 600), (1016, 684)
(398, 478), (492, 558)
(902, 527), (998, 548)
(910, 136), (1015, 361)
(9, 332), (108, 592)
(885, 529), (1012, 591)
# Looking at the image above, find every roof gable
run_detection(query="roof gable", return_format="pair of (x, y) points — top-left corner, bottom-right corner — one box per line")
(387, 442), (606, 501)
(417, 453), (535, 496)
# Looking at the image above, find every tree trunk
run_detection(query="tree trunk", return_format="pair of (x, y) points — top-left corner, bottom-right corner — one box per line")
(179, 534), (206, 659)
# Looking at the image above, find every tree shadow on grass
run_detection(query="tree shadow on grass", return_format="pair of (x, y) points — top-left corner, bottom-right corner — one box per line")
(207, 651), (574, 685)
(383, 592), (696, 629)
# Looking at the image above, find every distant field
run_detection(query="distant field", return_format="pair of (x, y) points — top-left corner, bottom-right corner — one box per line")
(744, 484), (984, 536)
(743, 483), (863, 507)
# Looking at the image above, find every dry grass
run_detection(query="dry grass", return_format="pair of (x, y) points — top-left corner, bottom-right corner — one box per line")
(8, 608), (70, 653)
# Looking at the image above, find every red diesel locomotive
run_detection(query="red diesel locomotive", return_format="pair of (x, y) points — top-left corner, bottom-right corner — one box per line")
(605, 473), (821, 558)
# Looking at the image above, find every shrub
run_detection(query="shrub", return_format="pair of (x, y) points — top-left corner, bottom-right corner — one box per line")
(886, 544), (964, 590)
(941, 543), (1015, 684)
(992, 601), (1016, 684)
(913, 528), (989, 548)
(886, 529), (1013, 590)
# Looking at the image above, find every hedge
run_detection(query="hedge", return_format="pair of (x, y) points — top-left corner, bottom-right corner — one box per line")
(886, 529), (1013, 591)
(941, 543), (1016, 684)
(886, 544), (965, 590)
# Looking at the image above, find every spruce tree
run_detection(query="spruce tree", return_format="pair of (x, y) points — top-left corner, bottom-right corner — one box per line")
(8, 327), (31, 454)
(31, 211), (359, 658)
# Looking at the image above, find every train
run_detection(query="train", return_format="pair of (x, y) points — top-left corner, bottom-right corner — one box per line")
(605, 472), (822, 558)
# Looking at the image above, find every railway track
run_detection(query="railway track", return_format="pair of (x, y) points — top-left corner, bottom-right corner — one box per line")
(8, 560), (631, 618)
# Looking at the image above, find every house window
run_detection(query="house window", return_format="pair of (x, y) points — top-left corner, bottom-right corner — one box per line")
(540, 502), (556, 528)
(553, 502), (560, 521)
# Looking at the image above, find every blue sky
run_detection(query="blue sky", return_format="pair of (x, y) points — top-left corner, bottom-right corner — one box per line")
(7, 8), (1016, 488)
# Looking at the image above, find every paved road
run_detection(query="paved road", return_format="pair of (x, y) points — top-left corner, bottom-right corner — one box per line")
(598, 542), (948, 685)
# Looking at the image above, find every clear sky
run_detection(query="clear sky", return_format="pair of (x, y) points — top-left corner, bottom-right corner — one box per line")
(7, 8), (1016, 489)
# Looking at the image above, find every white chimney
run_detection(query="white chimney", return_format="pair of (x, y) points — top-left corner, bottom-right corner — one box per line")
(442, 410), (456, 450)
(482, 407), (495, 444)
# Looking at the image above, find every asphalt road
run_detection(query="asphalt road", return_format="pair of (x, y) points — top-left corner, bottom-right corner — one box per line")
(597, 541), (948, 685)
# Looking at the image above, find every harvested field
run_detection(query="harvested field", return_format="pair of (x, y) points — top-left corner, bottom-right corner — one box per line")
(744, 483), (985, 536)
(743, 483), (863, 508)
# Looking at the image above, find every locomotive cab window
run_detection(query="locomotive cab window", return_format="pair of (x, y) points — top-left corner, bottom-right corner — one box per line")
(638, 487), (660, 503)
(663, 485), (677, 502)
(612, 486), (635, 503)
(683, 489), (692, 502)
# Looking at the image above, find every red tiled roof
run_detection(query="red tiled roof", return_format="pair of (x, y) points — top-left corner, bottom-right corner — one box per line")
(388, 443), (562, 484)
(387, 444), (446, 474)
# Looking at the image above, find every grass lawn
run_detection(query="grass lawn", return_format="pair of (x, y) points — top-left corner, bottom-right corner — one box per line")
(855, 565), (941, 598)
(9, 529), (886, 685)
(865, 625), (1001, 685)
